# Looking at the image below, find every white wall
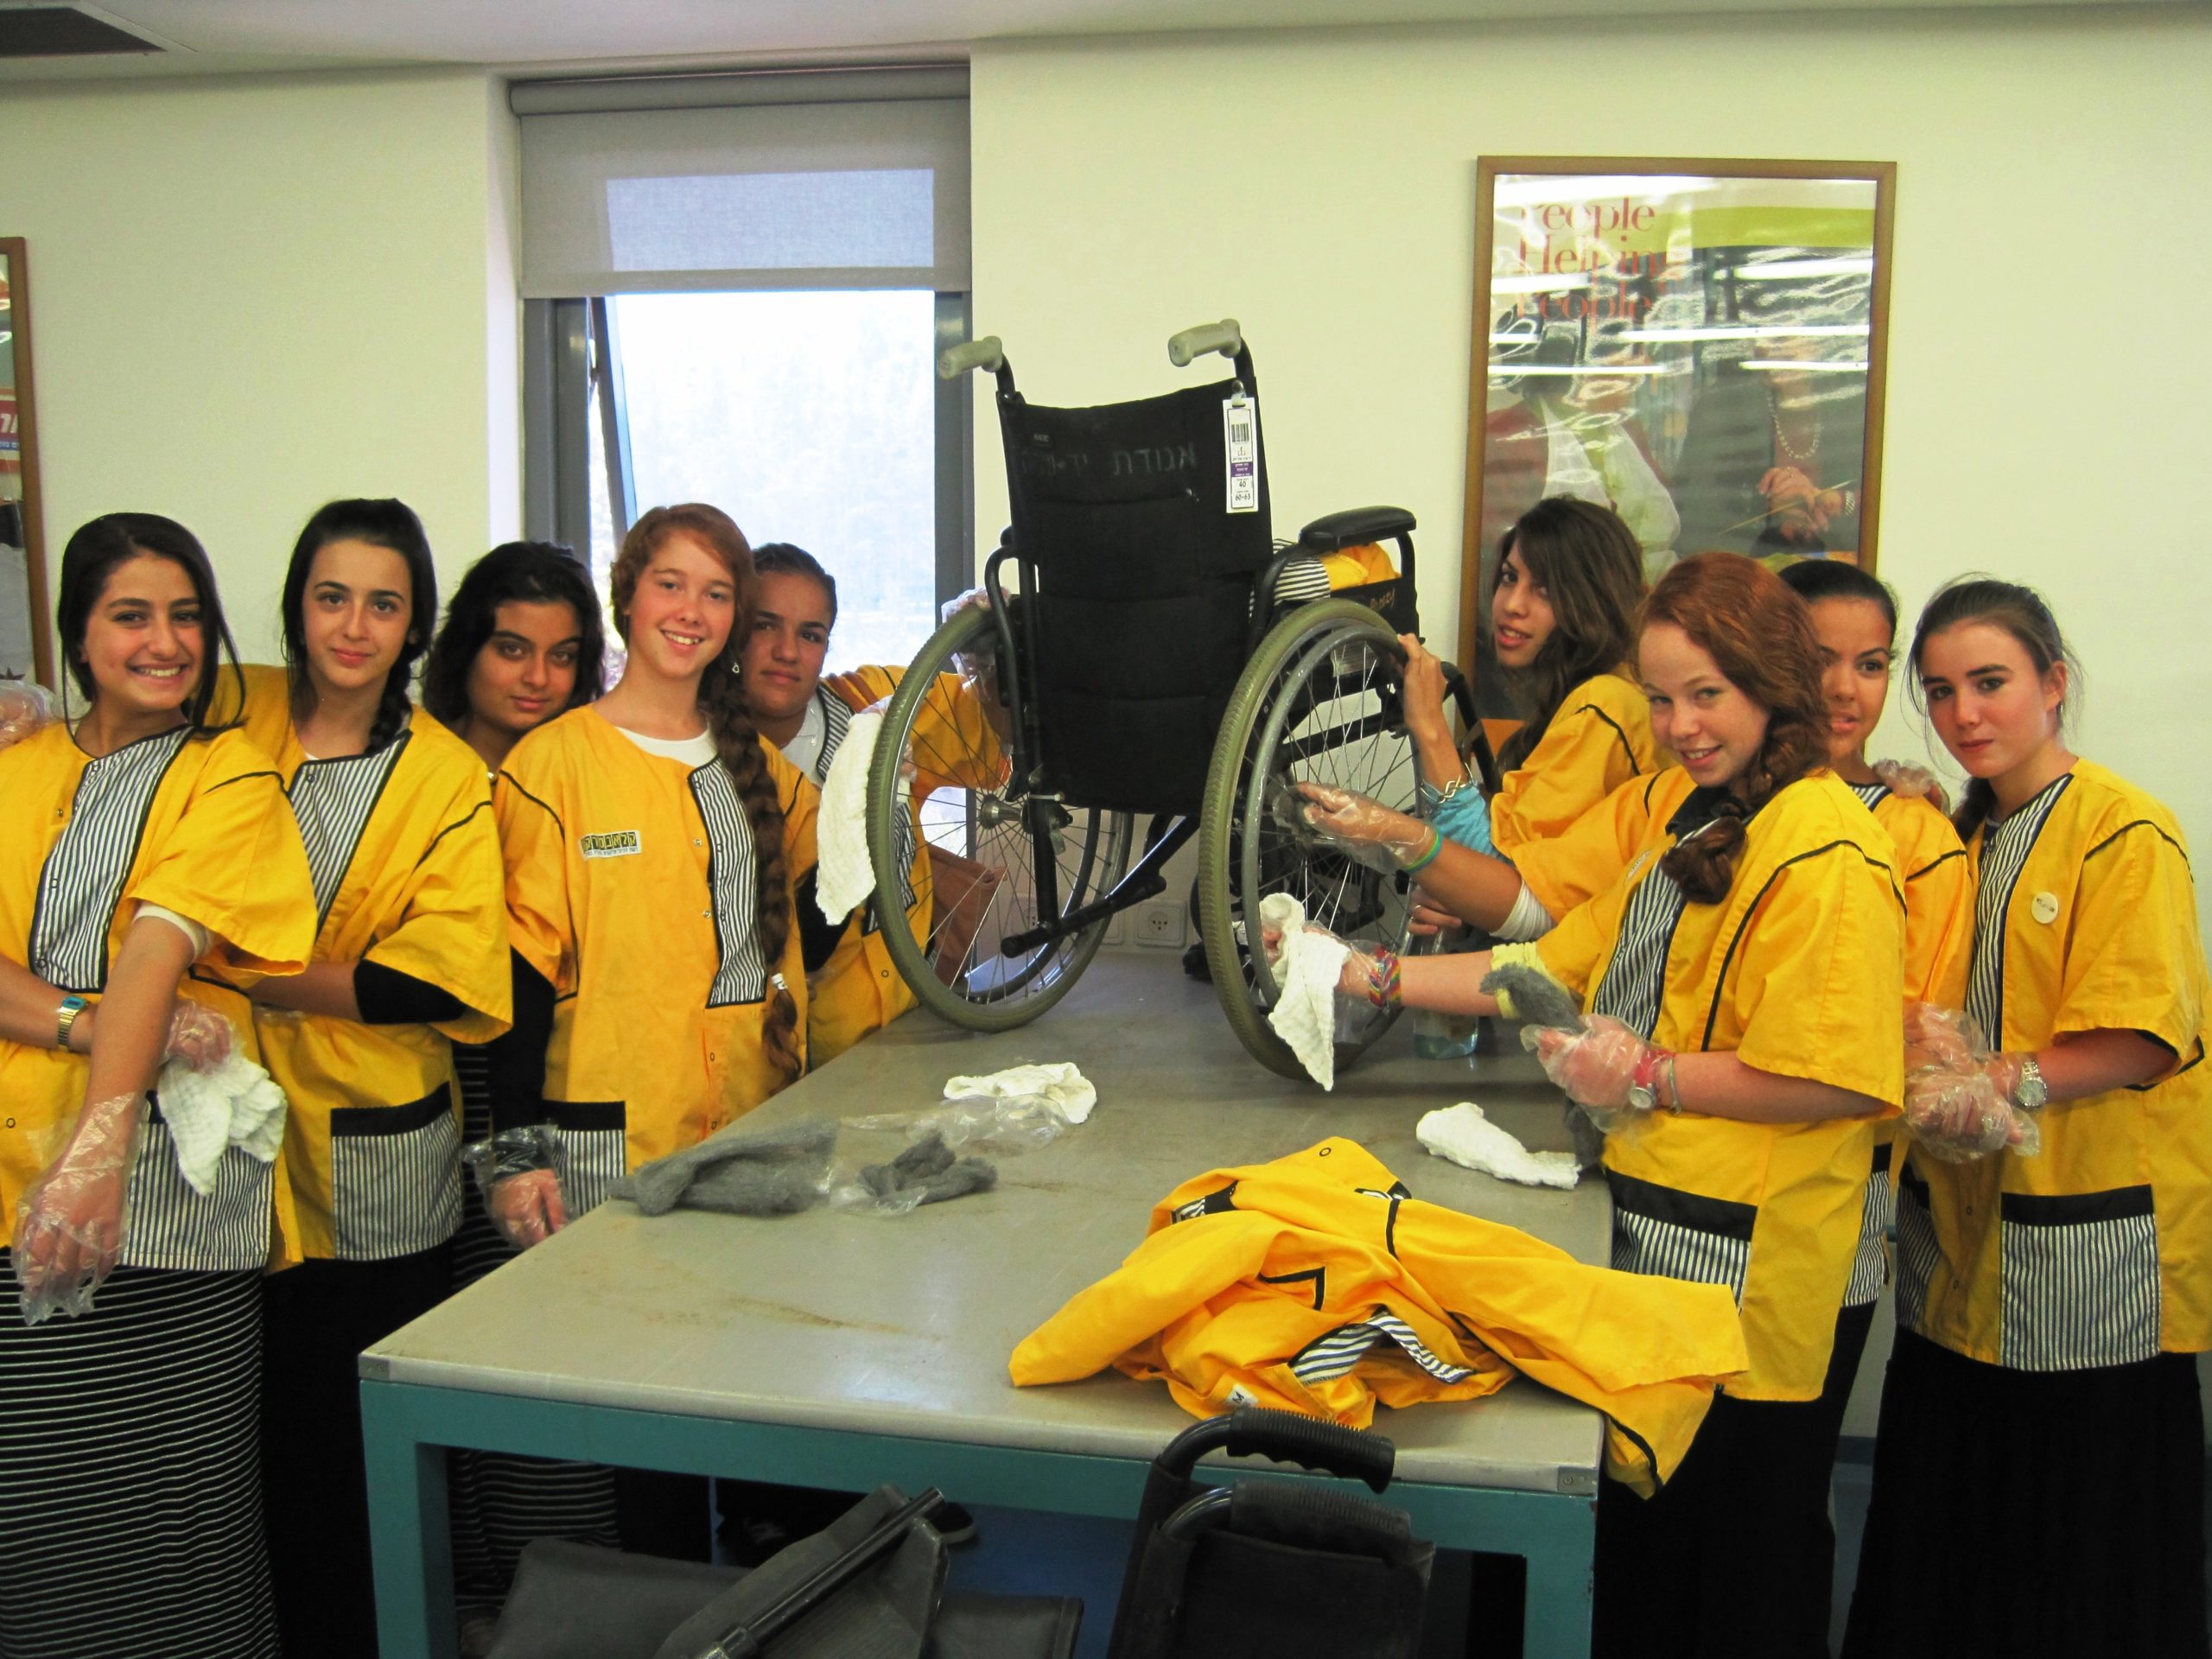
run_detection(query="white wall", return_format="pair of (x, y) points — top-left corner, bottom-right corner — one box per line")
(970, 7), (2212, 1435)
(0, 67), (520, 664)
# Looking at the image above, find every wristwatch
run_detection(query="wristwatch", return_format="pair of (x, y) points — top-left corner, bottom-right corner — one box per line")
(54, 994), (88, 1051)
(2013, 1055), (2049, 1112)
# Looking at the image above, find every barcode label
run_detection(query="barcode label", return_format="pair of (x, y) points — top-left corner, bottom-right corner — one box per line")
(1224, 395), (1259, 513)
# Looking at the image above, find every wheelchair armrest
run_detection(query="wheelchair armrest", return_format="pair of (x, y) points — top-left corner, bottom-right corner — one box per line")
(1297, 507), (1416, 553)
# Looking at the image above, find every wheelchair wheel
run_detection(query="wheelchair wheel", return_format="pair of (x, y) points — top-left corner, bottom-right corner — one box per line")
(1196, 599), (1429, 1080)
(865, 605), (1136, 1031)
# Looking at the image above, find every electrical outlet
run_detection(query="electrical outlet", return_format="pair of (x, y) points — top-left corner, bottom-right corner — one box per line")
(1135, 899), (1187, 949)
(1103, 912), (1127, 946)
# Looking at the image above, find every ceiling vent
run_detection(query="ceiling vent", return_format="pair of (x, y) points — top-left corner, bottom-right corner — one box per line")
(0, 4), (175, 58)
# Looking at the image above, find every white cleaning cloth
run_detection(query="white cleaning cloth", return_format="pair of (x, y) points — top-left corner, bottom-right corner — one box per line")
(816, 709), (888, 924)
(944, 1062), (1096, 1125)
(1259, 893), (1351, 1091)
(157, 1050), (290, 1195)
(1417, 1102), (1580, 1190)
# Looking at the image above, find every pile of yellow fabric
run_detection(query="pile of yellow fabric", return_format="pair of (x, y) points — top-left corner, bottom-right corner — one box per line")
(1011, 1138), (1749, 1496)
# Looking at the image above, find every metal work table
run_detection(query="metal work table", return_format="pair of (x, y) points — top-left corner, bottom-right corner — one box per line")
(363, 952), (1606, 1658)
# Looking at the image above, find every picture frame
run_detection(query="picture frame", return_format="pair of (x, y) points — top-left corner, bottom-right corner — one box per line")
(1, 237), (52, 688)
(1459, 158), (1897, 684)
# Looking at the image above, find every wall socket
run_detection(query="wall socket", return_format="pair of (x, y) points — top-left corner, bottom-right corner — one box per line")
(1135, 898), (1187, 949)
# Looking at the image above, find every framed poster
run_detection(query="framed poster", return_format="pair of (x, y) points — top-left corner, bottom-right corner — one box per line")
(0, 238), (51, 689)
(1460, 158), (1896, 681)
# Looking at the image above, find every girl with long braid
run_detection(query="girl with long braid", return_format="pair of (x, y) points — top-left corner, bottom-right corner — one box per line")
(485, 504), (814, 1248)
(231, 499), (513, 1659)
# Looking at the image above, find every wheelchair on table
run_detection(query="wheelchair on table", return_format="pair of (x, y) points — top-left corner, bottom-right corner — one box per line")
(862, 321), (1497, 1081)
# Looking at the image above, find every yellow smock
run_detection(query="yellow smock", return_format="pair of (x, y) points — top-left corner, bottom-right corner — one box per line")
(228, 666), (512, 1262)
(1493, 671), (1663, 918)
(0, 720), (314, 1269)
(1012, 1138), (1748, 1496)
(497, 706), (817, 1211)
(1897, 760), (2212, 1370)
(1536, 766), (1906, 1400)
(803, 666), (1007, 1067)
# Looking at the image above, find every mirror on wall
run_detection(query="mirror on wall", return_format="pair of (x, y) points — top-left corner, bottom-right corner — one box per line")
(1460, 159), (1896, 690)
(1, 238), (51, 688)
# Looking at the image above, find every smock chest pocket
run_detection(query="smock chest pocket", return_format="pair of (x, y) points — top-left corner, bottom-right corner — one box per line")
(1999, 1185), (2160, 1370)
(329, 1086), (462, 1261)
(1606, 1169), (1756, 1304)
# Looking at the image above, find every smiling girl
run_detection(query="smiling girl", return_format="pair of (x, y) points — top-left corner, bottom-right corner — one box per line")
(226, 499), (512, 1659)
(1307, 553), (1904, 1658)
(1844, 579), (2211, 1659)
(1297, 497), (1656, 940)
(0, 513), (314, 1657)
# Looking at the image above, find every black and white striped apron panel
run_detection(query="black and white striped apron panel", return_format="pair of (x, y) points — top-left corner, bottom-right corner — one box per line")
(1848, 782), (1891, 812)
(327, 1084), (463, 1261)
(287, 732), (410, 926)
(1891, 1162), (1941, 1333)
(1999, 1185), (2161, 1370)
(1845, 1139), (1895, 1307)
(448, 1044), (514, 1289)
(1963, 774), (2071, 1046)
(0, 1262), (277, 1659)
(120, 1095), (277, 1271)
(689, 763), (769, 1007)
(1606, 1168), (1756, 1303)
(1289, 1306), (1476, 1388)
(1590, 856), (1689, 1041)
(27, 727), (192, 993)
(546, 1101), (630, 1217)
(812, 688), (852, 785)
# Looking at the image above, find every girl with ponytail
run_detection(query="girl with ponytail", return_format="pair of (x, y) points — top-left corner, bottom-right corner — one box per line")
(232, 498), (515, 1659)
(485, 504), (814, 1268)
(1844, 579), (2211, 1659)
(1292, 553), (1906, 1657)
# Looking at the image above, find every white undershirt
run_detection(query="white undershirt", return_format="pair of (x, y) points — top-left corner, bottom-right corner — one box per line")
(613, 723), (719, 767)
(779, 695), (827, 778)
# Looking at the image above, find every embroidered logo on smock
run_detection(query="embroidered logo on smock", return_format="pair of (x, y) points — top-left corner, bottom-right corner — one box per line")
(580, 830), (642, 859)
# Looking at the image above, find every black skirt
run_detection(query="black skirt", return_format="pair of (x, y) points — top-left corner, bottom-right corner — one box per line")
(0, 1261), (276, 1659)
(1843, 1328), (2209, 1659)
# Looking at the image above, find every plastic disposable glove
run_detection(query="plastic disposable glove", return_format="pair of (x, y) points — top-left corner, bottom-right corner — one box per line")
(1872, 759), (1951, 814)
(1903, 1065), (2039, 1162)
(1294, 782), (1438, 872)
(163, 1002), (236, 1072)
(0, 681), (57, 753)
(13, 1092), (146, 1324)
(462, 1125), (570, 1249)
(1255, 914), (1397, 1008)
(1526, 1016), (1669, 1116)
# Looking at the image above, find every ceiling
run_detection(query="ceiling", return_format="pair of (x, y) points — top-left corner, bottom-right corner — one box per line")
(0, 0), (2183, 81)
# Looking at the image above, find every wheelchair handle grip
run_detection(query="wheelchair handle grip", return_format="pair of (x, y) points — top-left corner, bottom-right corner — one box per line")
(1167, 319), (1243, 368)
(938, 336), (1006, 379)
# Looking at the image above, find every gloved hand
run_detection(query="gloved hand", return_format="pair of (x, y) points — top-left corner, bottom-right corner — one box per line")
(1255, 914), (1397, 1008)
(1872, 759), (1951, 814)
(1527, 1016), (1670, 1115)
(0, 681), (58, 753)
(163, 1001), (236, 1072)
(1903, 1065), (2040, 1162)
(462, 1125), (570, 1250)
(13, 1092), (145, 1324)
(1294, 782), (1438, 873)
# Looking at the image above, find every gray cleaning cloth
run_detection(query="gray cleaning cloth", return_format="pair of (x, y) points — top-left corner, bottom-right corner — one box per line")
(858, 1130), (997, 1207)
(613, 1116), (837, 1217)
(1480, 962), (1607, 1170)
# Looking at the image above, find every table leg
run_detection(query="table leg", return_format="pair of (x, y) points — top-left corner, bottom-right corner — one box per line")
(361, 1379), (460, 1659)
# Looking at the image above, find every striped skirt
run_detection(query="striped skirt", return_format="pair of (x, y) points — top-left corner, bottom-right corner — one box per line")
(0, 1261), (276, 1659)
(447, 1045), (620, 1618)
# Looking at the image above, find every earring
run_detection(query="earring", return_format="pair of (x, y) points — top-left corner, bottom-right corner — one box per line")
(731, 659), (743, 677)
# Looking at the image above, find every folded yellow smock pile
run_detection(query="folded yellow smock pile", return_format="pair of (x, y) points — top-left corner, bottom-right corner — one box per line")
(1010, 1138), (1748, 1495)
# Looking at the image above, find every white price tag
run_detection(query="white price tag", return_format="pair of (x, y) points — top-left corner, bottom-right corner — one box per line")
(1223, 395), (1260, 514)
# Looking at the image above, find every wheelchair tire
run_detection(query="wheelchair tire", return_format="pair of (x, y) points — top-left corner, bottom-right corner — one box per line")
(1197, 599), (1429, 1081)
(864, 604), (1135, 1032)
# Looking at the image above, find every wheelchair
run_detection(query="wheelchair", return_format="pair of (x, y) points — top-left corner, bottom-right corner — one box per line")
(862, 321), (1497, 1081)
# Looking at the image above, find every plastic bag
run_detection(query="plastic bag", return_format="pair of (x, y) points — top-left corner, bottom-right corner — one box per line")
(825, 1130), (997, 1217)
(0, 680), (57, 753)
(843, 1092), (1065, 1155)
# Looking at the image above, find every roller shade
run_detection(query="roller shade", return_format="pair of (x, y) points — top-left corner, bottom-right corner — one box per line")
(518, 83), (969, 297)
